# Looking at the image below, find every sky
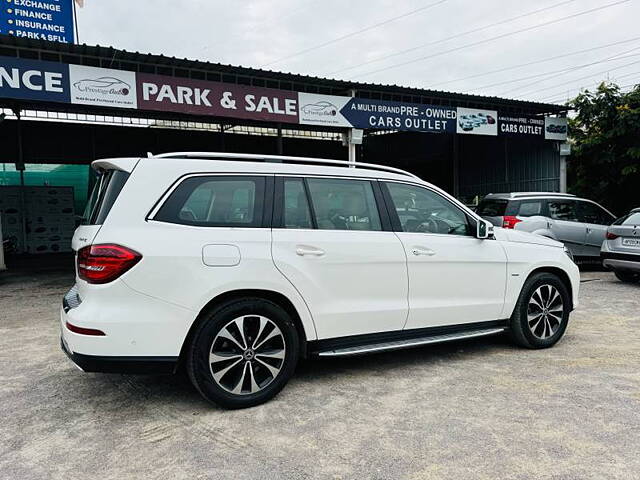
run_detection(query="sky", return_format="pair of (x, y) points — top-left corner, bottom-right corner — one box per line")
(75, 0), (640, 104)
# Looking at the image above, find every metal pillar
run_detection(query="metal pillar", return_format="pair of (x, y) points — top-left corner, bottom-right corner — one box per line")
(276, 123), (283, 156)
(452, 134), (459, 197)
(348, 89), (356, 167)
(13, 108), (27, 254)
(559, 155), (567, 193)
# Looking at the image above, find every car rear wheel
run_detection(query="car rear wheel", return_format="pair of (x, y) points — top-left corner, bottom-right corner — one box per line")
(614, 270), (640, 283)
(187, 298), (299, 409)
(509, 272), (571, 349)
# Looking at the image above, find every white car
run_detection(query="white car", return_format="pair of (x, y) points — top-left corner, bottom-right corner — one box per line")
(61, 152), (580, 408)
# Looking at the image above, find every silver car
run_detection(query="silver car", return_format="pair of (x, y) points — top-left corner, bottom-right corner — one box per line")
(601, 207), (640, 282)
(477, 192), (616, 260)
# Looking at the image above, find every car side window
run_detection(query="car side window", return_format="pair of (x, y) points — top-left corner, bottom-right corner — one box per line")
(306, 178), (382, 231)
(283, 178), (312, 229)
(548, 200), (578, 222)
(517, 200), (543, 217)
(385, 182), (471, 236)
(154, 176), (265, 227)
(577, 201), (614, 225)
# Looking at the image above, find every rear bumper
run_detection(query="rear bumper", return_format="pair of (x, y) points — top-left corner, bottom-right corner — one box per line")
(601, 251), (640, 272)
(61, 337), (177, 374)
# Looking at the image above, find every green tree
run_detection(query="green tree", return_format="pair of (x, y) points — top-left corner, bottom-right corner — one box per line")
(567, 82), (640, 216)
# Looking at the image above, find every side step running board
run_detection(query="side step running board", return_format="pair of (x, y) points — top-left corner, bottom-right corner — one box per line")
(316, 327), (506, 357)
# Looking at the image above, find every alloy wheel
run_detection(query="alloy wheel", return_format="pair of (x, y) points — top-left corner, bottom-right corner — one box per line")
(527, 284), (564, 340)
(209, 315), (286, 395)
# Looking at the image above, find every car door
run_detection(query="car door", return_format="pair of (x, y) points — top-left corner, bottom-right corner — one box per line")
(546, 199), (588, 256)
(381, 181), (507, 330)
(577, 200), (616, 256)
(271, 176), (408, 339)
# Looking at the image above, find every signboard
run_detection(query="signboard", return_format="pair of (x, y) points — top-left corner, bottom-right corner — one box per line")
(456, 107), (498, 136)
(69, 65), (137, 109)
(299, 93), (350, 127)
(342, 98), (456, 133)
(137, 73), (299, 123)
(300, 93), (456, 133)
(0, 0), (75, 43)
(544, 117), (568, 140)
(498, 114), (544, 137)
(0, 56), (69, 103)
(0, 56), (567, 141)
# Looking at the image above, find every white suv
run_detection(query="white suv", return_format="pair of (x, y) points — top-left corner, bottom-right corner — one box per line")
(61, 152), (580, 408)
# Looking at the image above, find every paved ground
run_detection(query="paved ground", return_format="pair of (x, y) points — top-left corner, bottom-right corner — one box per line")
(1, 263), (639, 480)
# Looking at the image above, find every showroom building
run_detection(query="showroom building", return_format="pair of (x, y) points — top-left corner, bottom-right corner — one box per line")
(0, 35), (569, 255)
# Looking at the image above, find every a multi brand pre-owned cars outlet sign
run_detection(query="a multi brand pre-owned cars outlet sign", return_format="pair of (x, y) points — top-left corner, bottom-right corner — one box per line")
(0, 56), (568, 140)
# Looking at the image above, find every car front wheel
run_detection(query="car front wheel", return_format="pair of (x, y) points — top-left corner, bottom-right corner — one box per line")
(187, 298), (299, 409)
(509, 272), (571, 349)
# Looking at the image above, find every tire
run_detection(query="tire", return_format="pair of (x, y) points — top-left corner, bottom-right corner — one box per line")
(509, 272), (571, 349)
(614, 270), (640, 283)
(187, 298), (299, 409)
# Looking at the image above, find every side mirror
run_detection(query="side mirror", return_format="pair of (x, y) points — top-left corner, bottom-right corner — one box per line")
(476, 219), (494, 239)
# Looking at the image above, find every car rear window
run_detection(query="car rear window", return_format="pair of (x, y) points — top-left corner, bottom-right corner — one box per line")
(476, 199), (508, 216)
(614, 212), (640, 225)
(82, 169), (130, 225)
(154, 176), (265, 227)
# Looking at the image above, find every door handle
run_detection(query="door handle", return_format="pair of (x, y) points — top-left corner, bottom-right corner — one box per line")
(411, 247), (436, 256)
(296, 245), (325, 257)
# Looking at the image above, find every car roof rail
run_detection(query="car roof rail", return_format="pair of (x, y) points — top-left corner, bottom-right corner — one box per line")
(148, 151), (420, 179)
(508, 192), (576, 198)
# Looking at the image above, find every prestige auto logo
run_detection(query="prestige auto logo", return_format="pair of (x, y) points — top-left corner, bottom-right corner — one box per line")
(73, 76), (131, 96)
(301, 100), (338, 117)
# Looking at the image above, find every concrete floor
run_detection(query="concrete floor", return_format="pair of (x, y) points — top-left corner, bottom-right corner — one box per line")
(1, 265), (639, 480)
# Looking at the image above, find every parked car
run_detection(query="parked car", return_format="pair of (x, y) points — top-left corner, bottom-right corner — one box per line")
(601, 207), (640, 283)
(477, 192), (616, 261)
(458, 116), (475, 131)
(61, 153), (579, 408)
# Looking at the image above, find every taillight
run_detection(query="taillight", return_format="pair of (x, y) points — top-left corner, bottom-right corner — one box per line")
(503, 215), (522, 229)
(77, 244), (142, 284)
(606, 232), (619, 240)
(66, 321), (106, 336)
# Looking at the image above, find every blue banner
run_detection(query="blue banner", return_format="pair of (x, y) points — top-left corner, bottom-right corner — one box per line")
(0, 0), (75, 43)
(341, 98), (457, 133)
(0, 56), (70, 103)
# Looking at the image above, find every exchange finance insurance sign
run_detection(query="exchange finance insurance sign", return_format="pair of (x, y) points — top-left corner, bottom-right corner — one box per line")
(0, 0), (75, 43)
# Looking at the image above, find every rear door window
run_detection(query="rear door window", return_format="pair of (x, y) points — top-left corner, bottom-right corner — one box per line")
(306, 178), (382, 231)
(548, 199), (578, 222)
(82, 169), (130, 225)
(154, 176), (265, 227)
